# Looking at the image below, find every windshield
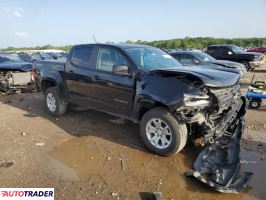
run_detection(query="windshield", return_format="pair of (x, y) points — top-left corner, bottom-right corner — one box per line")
(124, 46), (182, 71)
(194, 51), (216, 62)
(0, 53), (24, 63)
(231, 45), (244, 53)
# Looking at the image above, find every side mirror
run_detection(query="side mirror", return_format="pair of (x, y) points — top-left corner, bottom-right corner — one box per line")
(228, 51), (233, 55)
(113, 64), (130, 76)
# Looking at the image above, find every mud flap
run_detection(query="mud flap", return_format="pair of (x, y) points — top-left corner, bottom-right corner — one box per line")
(186, 99), (253, 193)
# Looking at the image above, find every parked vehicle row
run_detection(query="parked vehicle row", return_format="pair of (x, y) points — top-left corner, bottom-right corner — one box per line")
(30, 52), (67, 63)
(0, 51), (69, 93)
(169, 50), (247, 78)
(33, 43), (251, 193)
(246, 46), (266, 54)
(206, 45), (264, 70)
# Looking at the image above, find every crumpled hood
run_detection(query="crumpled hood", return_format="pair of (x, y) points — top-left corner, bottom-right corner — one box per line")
(152, 66), (240, 88)
(0, 62), (33, 72)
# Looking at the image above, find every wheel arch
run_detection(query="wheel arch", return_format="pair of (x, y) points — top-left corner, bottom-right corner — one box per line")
(41, 78), (57, 94)
(134, 98), (168, 122)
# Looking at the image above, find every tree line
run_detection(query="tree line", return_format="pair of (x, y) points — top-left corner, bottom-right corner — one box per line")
(126, 37), (266, 49)
(1, 37), (266, 52)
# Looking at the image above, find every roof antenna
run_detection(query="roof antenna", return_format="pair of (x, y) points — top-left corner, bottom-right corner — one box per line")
(93, 35), (98, 43)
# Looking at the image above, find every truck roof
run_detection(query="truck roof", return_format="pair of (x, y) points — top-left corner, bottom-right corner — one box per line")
(208, 44), (235, 47)
(73, 43), (151, 49)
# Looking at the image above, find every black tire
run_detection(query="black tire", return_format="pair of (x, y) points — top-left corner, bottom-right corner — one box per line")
(242, 61), (251, 71)
(140, 107), (187, 156)
(44, 87), (67, 116)
(249, 99), (261, 109)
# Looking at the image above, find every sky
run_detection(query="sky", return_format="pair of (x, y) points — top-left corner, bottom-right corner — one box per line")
(0, 0), (266, 48)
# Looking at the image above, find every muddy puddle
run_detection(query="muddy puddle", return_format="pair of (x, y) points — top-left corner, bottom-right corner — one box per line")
(49, 136), (266, 200)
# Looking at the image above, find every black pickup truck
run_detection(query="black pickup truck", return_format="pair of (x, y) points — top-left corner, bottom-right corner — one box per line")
(34, 43), (252, 193)
(206, 44), (264, 70)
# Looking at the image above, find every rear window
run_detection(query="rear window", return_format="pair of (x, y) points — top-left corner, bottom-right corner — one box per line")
(71, 47), (93, 68)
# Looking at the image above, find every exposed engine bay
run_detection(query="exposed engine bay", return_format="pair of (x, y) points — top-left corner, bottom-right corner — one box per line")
(0, 71), (34, 93)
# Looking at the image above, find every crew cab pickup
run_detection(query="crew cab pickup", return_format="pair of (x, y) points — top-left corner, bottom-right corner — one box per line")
(206, 44), (264, 70)
(34, 44), (252, 193)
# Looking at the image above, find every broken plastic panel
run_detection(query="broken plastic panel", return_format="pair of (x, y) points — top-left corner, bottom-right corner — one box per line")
(186, 99), (253, 193)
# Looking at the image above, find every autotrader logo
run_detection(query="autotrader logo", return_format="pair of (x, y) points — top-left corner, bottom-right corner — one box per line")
(0, 188), (54, 199)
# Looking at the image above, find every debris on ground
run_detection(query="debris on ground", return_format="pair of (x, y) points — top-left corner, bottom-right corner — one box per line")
(119, 156), (125, 171)
(109, 118), (126, 125)
(35, 142), (45, 147)
(0, 161), (14, 168)
(139, 192), (163, 200)
(240, 160), (256, 164)
(111, 192), (118, 196)
(21, 132), (27, 136)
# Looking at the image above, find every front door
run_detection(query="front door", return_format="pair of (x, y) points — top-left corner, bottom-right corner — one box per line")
(90, 46), (135, 117)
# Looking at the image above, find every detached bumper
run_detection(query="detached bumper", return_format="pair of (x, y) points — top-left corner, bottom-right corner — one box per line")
(187, 98), (253, 193)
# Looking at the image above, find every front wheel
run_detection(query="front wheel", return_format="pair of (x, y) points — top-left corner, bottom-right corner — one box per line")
(249, 99), (261, 109)
(242, 61), (251, 71)
(140, 107), (188, 156)
(44, 87), (67, 116)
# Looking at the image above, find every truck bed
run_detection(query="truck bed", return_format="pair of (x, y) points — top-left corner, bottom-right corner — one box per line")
(34, 60), (66, 72)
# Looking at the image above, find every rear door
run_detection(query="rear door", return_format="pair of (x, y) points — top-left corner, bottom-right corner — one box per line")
(65, 45), (99, 107)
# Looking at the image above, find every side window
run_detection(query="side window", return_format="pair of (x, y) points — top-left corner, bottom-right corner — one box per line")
(96, 48), (129, 73)
(207, 47), (217, 56)
(219, 47), (229, 55)
(71, 46), (93, 68)
(179, 54), (195, 65)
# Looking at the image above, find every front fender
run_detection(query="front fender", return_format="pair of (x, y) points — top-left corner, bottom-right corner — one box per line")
(132, 73), (201, 120)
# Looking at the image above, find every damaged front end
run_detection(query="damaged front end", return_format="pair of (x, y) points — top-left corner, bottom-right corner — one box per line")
(138, 68), (252, 193)
(187, 97), (252, 193)
(175, 84), (253, 193)
(0, 70), (34, 93)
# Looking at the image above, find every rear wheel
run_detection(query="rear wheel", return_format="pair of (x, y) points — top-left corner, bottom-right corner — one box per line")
(140, 107), (187, 156)
(44, 87), (67, 116)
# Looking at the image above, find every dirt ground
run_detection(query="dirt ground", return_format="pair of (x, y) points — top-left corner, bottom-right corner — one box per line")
(0, 66), (266, 200)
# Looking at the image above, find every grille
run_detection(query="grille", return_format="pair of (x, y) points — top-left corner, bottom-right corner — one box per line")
(210, 84), (241, 108)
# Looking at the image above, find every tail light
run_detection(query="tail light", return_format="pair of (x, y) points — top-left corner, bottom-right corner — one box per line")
(31, 68), (37, 80)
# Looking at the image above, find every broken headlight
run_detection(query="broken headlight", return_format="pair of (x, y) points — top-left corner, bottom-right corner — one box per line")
(183, 92), (210, 107)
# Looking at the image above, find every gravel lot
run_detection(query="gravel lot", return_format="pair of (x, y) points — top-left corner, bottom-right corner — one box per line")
(0, 65), (265, 200)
